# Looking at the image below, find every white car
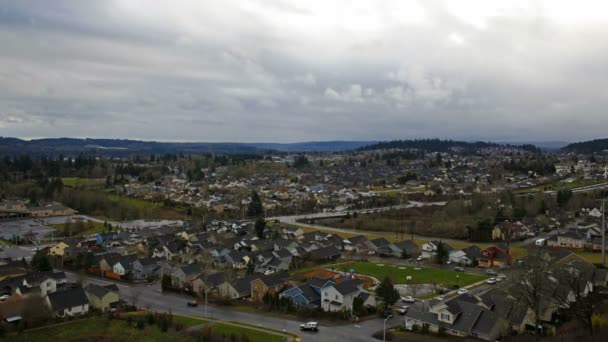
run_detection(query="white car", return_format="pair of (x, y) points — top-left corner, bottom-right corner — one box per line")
(416, 256), (424, 261)
(401, 296), (415, 303)
(436, 295), (446, 301)
(486, 278), (497, 285)
(300, 322), (319, 332)
(397, 306), (409, 315)
(457, 288), (468, 295)
(0, 294), (9, 301)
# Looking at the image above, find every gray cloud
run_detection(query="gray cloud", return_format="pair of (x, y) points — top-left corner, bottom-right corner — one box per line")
(0, 0), (607, 142)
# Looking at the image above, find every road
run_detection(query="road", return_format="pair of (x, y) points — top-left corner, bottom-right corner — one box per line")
(67, 273), (386, 342)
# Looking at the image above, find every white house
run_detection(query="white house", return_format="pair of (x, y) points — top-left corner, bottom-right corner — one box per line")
(321, 279), (364, 312)
(45, 288), (90, 318)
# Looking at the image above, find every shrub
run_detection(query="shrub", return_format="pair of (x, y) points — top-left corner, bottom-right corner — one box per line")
(136, 319), (145, 330)
(421, 323), (429, 334)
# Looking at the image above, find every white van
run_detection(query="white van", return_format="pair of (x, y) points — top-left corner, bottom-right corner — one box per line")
(535, 238), (546, 246)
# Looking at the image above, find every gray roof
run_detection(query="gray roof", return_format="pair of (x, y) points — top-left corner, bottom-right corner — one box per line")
(47, 288), (89, 312)
(333, 279), (362, 296)
(84, 283), (115, 298)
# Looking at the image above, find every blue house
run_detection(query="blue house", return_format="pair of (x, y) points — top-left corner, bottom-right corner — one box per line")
(280, 277), (334, 308)
(95, 232), (117, 246)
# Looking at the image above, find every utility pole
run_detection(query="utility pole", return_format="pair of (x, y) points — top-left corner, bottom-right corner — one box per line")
(603, 198), (606, 266)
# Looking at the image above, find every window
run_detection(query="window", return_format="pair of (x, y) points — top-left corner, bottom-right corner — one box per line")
(335, 294), (339, 300)
(440, 313), (450, 321)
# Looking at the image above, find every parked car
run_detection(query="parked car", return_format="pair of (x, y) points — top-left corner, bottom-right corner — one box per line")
(0, 294), (9, 301)
(436, 295), (446, 301)
(457, 288), (468, 295)
(397, 306), (409, 315)
(497, 273), (506, 280)
(454, 267), (464, 272)
(486, 278), (497, 285)
(382, 310), (393, 319)
(300, 322), (319, 332)
(401, 296), (415, 303)
(416, 256), (424, 261)
(486, 269), (497, 275)
(187, 300), (198, 307)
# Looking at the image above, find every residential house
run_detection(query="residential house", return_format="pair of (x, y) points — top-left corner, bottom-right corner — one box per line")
(343, 235), (373, 253)
(405, 293), (507, 341)
(250, 272), (290, 303)
(131, 258), (160, 280)
(478, 244), (511, 268)
(308, 246), (341, 262)
(172, 264), (203, 289)
(45, 288), (90, 318)
(321, 278), (365, 313)
(421, 240), (454, 259)
(280, 277), (335, 308)
(192, 272), (231, 298)
(112, 254), (138, 277)
(546, 230), (586, 249)
(492, 221), (530, 242)
(84, 283), (120, 312)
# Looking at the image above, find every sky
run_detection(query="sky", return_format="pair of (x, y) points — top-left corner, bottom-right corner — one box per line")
(0, 0), (607, 143)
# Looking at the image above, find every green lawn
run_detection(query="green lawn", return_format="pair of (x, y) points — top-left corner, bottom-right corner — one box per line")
(51, 221), (106, 237)
(337, 262), (487, 287)
(210, 323), (286, 342)
(12, 317), (190, 342)
(60, 177), (106, 189)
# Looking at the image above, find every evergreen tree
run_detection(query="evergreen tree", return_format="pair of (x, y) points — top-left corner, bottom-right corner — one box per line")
(247, 191), (264, 217)
(375, 276), (400, 308)
(31, 250), (52, 272)
(254, 217), (266, 239)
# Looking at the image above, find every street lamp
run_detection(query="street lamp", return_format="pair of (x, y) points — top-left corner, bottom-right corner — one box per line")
(383, 314), (393, 342)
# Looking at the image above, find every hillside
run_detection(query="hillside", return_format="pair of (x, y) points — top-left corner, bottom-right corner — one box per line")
(561, 138), (608, 154)
(0, 137), (370, 156)
(359, 139), (540, 153)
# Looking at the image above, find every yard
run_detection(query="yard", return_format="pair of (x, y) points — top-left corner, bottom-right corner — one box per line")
(51, 221), (106, 237)
(12, 315), (290, 342)
(336, 261), (488, 287)
(60, 177), (106, 189)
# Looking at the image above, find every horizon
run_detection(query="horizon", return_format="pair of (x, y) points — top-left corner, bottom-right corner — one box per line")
(2, 1), (607, 142)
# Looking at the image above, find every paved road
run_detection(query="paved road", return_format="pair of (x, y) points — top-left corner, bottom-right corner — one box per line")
(67, 273), (386, 342)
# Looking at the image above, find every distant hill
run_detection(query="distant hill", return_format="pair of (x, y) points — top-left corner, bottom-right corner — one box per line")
(561, 138), (608, 154)
(359, 139), (540, 153)
(0, 137), (372, 157)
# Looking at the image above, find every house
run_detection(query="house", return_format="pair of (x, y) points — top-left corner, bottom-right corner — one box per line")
(308, 246), (342, 262)
(394, 240), (420, 257)
(282, 226), (304, 239)
(48, 242), (70, 257)
(29, 204), (76, 217)
(250, 272), (290, 303)
(172, 264), (203, 289)
(99, 253), (121, 274)
(280, 277), (335, 308)
(45, 287), (90, 317)
(321, 278), (365, 313)
(131, 258), (160, 280)
(84, 283), (120, 312)
(492, 221), (529, 242)
(546, 229), (586, 249)
(225, 275), (257, 300)
(20, 271), (67, 297)
(369, 238), (391, 252)
(112, 254), (138, 277)
(478, 244), (511, 268)
(95, 232), (118, 246)
(421, 240), (453, 259)
(192, 272), (229, 297)
(405, 293), (508, 341)
(343, 235), (373, 253)
(459, 246), (482, 266)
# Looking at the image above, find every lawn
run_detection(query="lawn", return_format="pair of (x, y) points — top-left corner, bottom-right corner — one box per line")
(13, 317), (190, 342)
(51, 221), (106, 237)
(574, 251), (607, 264)
(337, 261), (488, 287)
(107, 194), (184, 220)
(60, 177), (106, 189)
(211, 323), (286, 342)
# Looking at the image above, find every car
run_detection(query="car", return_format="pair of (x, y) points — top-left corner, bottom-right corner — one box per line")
(0, 294), (9, 301)
(486, 278), (497, 285)
(187, 300), (198, 307)
(486, 269), (497, 275)
(416, 256), (424, 261)
(457, 288), (468, 295)
(397, 306), (409, 315)
(382, 310), (393, 318)
(300, 322), (319, 332)
(446, 260), (452, 264)
(454, 267), (464, 272)
(436, 295), (446, 301)
(497, 273), (506, 280)
(401, 296), (415, 303)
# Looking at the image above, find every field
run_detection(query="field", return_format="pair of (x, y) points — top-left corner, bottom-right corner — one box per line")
(61, 177), (106, 189)
(515, 177), (606, 194)
(13, 315), (289, 342)
(51, 221), (106, 237)
(336, 261), (488, 287)
(107, 194), (184, 220)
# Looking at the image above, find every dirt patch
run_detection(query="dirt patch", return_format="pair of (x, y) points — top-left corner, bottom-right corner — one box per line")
(293, 268), (376, 288)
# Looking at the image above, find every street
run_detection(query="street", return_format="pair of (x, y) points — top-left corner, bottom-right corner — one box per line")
(67, 272), (386, 342)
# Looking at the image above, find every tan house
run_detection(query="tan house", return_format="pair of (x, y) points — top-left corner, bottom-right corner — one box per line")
(29, 204), (76, 217)
(546, 230), (586, 249)
(492, 221), (529, 241)
(84, 284), (120, 312)
(250, 272), (290, 303)
(48, 242), (70, 257)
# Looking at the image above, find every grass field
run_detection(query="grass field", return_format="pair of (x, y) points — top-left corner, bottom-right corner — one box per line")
(51, 221), (106, 237)
(574, 251), (607, 264)
(13, 317), (190, 342)
(107, 194), (184, 220)
(336, 261), (488, 287)
(61, 177), (106, 189)
(13, 315), (289, 342)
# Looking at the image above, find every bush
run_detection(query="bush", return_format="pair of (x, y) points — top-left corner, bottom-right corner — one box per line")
(438, 326), (446, 336)
(421, 323), (430, 334)
(136, 319), (145, 330)
(372, 330), (394, 341)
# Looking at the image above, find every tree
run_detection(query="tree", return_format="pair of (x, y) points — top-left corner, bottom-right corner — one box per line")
(375, 276), (400, 308)
(353, 295), (365, 315)
(557, 188), (573, 207)
(31, 250), (52, 272)
(254, 217), (266, 239)
(161, 274), (172, 292)
(247, 191), (264, 217)
(435, 241), (449, 264)
(400, 248), (410, 260)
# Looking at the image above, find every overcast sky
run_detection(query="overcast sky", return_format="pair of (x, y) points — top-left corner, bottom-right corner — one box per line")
(0, 1), (607, 143)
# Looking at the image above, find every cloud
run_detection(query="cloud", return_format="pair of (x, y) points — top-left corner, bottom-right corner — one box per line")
(0, 0), (607, 142)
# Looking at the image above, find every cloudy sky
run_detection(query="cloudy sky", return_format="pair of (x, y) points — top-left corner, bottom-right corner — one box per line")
(0, 0), (607, 143)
